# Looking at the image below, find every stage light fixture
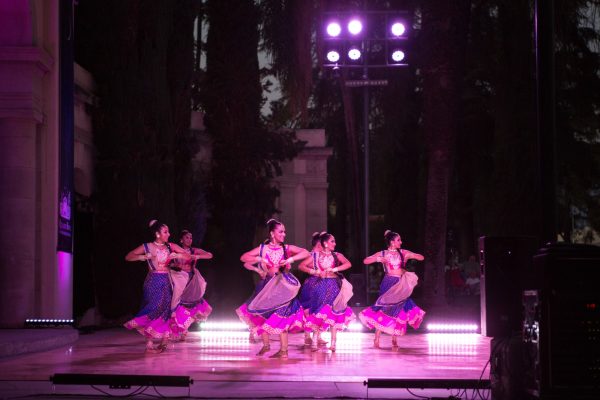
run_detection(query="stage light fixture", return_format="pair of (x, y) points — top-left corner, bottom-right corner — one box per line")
(51, 373), (192, 388)
(326, 21), (341, 37)
(426, 323), (479, 333)
(347, 18), (363, 35)
(25, 318), (74, 328)
(347, 46), (362, 61)
(327, 50), (341, 63)
(390, 21), (406, 37)
(390, 49), (405, 64)
(364, 378), (491, 390)
(320, 8), (411, 301)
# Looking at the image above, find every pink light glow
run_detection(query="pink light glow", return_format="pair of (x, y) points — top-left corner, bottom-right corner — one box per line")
(427, 334), (480, 356)
(56, 251), (73, 319)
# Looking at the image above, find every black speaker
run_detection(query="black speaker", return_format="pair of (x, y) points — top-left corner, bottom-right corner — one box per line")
(479, 236), (538, 337)
(490, 335), (526, 400)
(523, 244), (600, 399)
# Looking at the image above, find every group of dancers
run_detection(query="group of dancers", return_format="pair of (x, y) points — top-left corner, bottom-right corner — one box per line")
(124, 218), (426, 356)
(124, 221), (213, 353)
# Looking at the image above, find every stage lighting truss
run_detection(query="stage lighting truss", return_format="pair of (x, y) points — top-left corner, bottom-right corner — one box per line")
(321, 11), (409, 68)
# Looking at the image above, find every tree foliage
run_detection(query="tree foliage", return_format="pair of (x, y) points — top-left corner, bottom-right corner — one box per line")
(75, 0), (201, 318)
(74, 0), (600, 319)
(201, 0), (300, 309)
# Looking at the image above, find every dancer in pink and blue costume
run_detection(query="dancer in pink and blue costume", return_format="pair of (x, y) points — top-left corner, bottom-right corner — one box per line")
(299, 232), (355, 352)
(237, 219), (310, 359)
(359, 230), (426, 348)
(170, 230), (213, 341)
(297, 232), (326, 347)
(124, 220), (189, 353)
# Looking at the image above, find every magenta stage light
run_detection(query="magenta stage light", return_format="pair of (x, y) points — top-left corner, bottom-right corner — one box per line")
(347, 19), (363, 35)
(326, 22), (342, 37)
(326, 50), (341, 63)
(391, 49), (405, 63)
(347, 47), (362, 61)
(390, 22), (406, 37)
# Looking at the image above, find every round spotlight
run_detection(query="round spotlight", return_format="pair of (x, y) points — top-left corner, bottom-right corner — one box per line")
(391, 50), (405, 63)
(348, 47), (362, 61)
(390, 22), (406, 37)
(326, 50), (340, 63)
(326, 22), (341, 37)
(348, 19), (363, 35)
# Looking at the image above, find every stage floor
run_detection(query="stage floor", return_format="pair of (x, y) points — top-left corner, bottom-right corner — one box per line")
(0, 328), (491, 399)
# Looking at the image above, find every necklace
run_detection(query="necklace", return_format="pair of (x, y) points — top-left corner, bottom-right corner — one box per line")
(153, 241), (165, 246)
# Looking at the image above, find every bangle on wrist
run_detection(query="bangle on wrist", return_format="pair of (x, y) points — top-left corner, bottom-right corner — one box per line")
(333, 267), (339, 273)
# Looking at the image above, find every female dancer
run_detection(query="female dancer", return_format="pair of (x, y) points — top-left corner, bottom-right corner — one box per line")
(237, 219), (310, 358)
(297, 232), (326, 347)
(237, 261), (268, 343)
(170, 230), (214, 341)
(359, 230), (426, 348)
(301, 232), (355, 352)
(124, 220), (189, 353)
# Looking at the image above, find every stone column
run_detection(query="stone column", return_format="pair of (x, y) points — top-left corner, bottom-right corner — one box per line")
(0, 47), (53, 326)
(273, 129), (332, 248)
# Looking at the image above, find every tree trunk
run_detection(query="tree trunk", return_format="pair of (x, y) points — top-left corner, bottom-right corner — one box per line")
(487, 0), (540, 238)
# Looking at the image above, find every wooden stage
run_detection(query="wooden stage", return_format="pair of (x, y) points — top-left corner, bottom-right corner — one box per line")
(0, 326), (491, 399)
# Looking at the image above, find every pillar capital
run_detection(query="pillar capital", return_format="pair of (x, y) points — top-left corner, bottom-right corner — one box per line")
(0, 46), (54, 123)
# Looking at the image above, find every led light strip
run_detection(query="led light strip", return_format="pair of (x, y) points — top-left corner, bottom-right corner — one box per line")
(25, 319), (74, 324)
(426, 323), (479, 332)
